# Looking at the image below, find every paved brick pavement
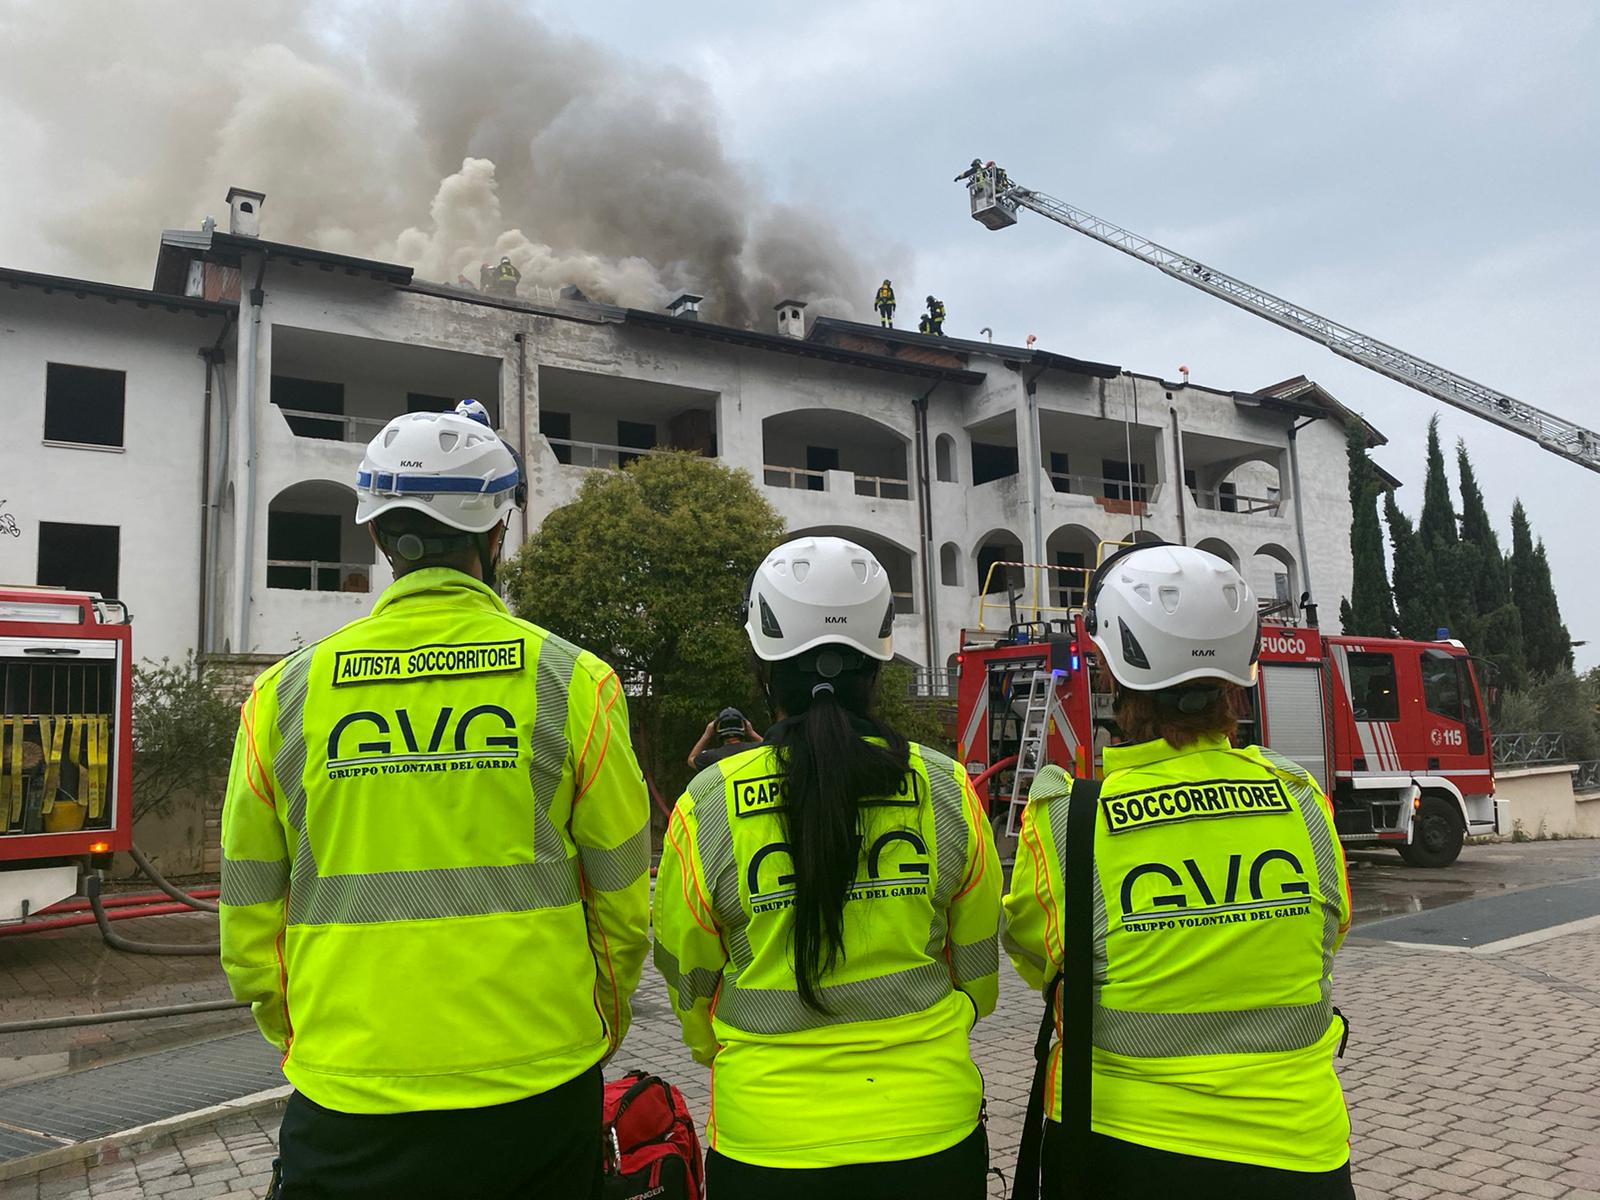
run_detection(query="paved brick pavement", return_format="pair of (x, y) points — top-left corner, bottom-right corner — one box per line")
(0, 911), (236, 1089)
(5, 923), (1600, 1198)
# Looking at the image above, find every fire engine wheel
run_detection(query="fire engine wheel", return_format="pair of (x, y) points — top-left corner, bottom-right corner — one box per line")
(1399, 795), (1464, 868)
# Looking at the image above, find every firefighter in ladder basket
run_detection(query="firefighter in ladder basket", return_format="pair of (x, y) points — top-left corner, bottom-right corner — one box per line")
(1003, 542), (1355, 1200)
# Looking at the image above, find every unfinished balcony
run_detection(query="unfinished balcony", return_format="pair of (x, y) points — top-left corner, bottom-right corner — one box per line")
(1037, 412), (1164, 519)
(761, 411), (911, 501)
(1181, 431), (1286, 521)
(257, 480), (388, 651)
(536, 367), (718, 499)
(268, 327), (503, 452)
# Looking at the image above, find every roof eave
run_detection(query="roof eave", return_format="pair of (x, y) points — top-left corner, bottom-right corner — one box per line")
(0, 266), (236, 318)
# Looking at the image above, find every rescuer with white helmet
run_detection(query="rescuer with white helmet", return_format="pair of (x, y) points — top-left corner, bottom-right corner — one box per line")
(655, 535), (1002, 1196)
(1004, 541), (1355, 1199)
(220, 408), (650, 1198)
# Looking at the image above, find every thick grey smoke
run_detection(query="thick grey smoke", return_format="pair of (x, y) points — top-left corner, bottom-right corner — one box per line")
(0, 0), (872, 324)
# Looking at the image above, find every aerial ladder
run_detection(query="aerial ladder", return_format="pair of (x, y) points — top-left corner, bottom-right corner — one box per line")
(961, 166), (1600, 474)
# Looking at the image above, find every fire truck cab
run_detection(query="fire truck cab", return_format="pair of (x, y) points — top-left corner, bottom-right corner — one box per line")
(0, 586), (133, 921)
(956, 562), (1499, 869)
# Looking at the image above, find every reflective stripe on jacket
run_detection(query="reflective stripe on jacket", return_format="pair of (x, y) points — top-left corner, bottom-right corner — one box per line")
(218, 567), (651, 1113)
(1002, 734), (1352, 1172)
(653, 741), (1002, 1168)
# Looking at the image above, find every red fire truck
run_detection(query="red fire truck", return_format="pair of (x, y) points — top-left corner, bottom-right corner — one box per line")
(957, 564), (1499, 868)
(0, 587), (133, 920)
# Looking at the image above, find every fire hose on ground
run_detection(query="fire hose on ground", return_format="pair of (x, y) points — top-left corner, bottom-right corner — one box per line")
(86, 841), (219, 954)
(0, 998), (249, 1036)
(0, 844), (222, 954)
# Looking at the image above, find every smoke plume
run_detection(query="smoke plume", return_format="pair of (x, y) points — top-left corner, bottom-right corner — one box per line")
(0, 0), (870, 325)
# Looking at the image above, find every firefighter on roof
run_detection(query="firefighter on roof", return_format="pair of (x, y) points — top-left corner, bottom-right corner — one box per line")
(219, 408), (650, 1199)
(654, 535), (1002, 1196)
(1003, 542), (1354, 1199)
(874, 279), (896, 328)
(926, 295), (947, 336)
(491, 255), (521, 296)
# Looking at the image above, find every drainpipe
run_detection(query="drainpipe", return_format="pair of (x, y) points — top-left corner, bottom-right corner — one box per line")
(1287, 416), (1318, 606)
(912, 381), (940, 670)
(515, 329), (530, 550)
(1023, 364), (1049, 612)
(1170, 406), (1188, 546)
(204, 351), (232, 654)
(196, 314), (234, 657)
(237, 256), (268, 651)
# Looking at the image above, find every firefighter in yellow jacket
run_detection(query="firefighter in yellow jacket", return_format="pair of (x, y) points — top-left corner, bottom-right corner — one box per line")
(654, 535), (1002, 1197)
(219, 408), (650, 1199)
(1004, 542), (1354, 1199)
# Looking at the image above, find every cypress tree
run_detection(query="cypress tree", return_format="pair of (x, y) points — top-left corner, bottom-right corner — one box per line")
(1385, 492), (1444, 642)
(1530, 539), (1573, 675)
(1419, 415), (1459, 552)
(1455, 440), (1509, 615)
(1510, 500), (1574, 676)
(1340, 421), (1395, 637)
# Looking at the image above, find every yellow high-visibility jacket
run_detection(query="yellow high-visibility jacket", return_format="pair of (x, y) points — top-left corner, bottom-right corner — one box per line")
(654, 740), (1001, 1168)
(218, 568), (651, 1114)
(1003, 735), (1352, 1172)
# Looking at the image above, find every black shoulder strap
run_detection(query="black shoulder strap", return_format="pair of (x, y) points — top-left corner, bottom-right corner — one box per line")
(1013, 775), (1100, 1200)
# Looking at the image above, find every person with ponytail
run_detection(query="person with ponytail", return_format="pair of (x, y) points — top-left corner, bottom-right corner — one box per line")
(654, 536), (1002, 1197)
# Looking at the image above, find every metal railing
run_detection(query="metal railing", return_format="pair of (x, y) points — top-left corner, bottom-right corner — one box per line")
(976, 559), (1097, 631)
(1188, 487), (1282, 516)
(1574, 761), (1600, 793)
(907, 667), (957, 698)
(546, 438), (676, 469)
(854, 474), (911, 500)
(764, 465), (827, 490)
(1491, 731), (1567, 767)
(763, 465), (911, 500)
(266, 560), (373, 593)
(1046, 471), (1153, 503)
(274, 408), (389, 444)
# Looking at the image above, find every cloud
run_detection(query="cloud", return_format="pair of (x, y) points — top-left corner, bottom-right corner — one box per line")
(0, 0), (871, 324)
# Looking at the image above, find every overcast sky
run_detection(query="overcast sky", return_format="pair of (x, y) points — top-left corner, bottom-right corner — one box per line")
(2, 0), (1594, 664)
(540, 0), (1598, 665)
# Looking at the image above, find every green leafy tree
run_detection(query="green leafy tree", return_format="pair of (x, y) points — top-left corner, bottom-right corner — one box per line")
(132, 655), (238, 820)
(1339, 421), (1396, 637)
(1496, 670), (1598, 761)
(1509, 500), (1573, 676)
(1384, 492), (1445, 642)
(501, 452), (786, 801)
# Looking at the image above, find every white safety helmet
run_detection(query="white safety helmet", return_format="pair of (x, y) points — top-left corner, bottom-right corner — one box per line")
(355, 411), (520, 534)
(1084, 542), (1259, 690)
(744, 536), (895, 663)
(453, 397), (492, 428)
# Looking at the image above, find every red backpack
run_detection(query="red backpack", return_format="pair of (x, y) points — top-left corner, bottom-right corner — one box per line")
(601, 1071), (704, 1200)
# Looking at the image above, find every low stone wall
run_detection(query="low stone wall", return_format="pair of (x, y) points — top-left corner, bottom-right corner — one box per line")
(1496, 763), (1600, 839)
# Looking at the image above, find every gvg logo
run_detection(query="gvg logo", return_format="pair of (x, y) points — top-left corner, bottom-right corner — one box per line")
(1120, 849), (1314, 933)
(326, 704), (520, 778)
(745, 829), (932, 914)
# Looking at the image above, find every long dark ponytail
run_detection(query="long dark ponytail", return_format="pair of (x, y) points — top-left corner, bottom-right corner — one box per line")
(765, 651), (910, 1012)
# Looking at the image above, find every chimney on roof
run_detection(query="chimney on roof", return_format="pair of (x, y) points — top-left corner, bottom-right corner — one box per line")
(775, 299), (807, 339)
(225, 187), (266, 238)
(666, 293), (704, 321)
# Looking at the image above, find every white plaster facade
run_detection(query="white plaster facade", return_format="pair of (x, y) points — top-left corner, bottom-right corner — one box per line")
(0, 198), (1371, 677)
